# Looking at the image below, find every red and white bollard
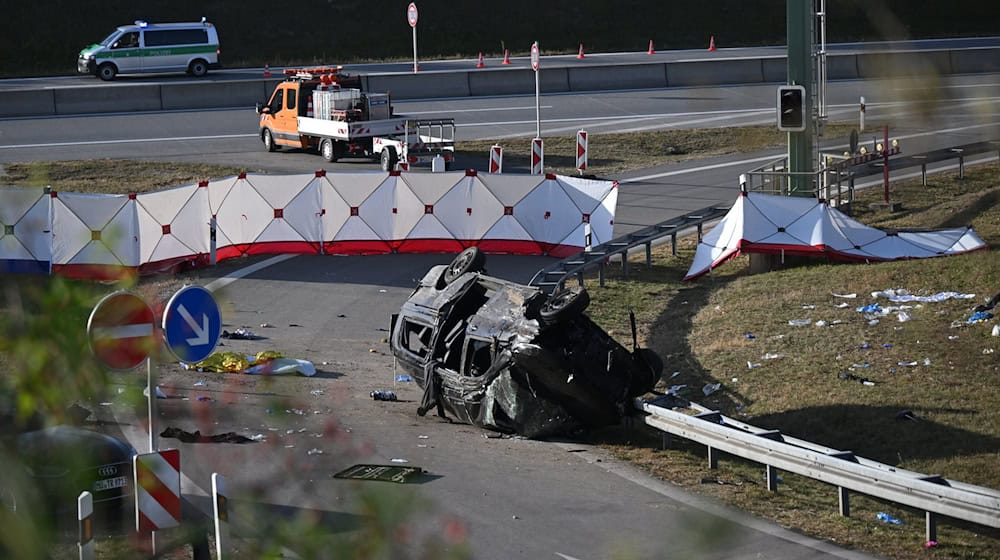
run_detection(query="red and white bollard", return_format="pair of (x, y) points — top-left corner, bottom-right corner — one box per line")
(489, 144), (503, 174)
(576, 130), (588, 174)
(530, 138), (544, 175)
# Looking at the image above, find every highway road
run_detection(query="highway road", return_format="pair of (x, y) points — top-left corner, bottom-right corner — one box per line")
(3, 71), (998, 558)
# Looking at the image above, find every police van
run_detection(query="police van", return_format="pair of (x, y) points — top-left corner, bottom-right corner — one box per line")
(77, 19), (221, 81)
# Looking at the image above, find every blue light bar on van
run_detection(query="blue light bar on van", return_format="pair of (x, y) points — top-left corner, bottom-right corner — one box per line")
(134, 20), (148, 28)
(201, 16), (206, 23)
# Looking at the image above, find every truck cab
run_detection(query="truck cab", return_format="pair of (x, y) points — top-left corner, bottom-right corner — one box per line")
(257, 67), (362, 152)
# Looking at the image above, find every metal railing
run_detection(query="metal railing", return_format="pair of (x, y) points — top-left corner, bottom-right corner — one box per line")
(527, 204), (731, 294)
(637, 397), (1000, 542)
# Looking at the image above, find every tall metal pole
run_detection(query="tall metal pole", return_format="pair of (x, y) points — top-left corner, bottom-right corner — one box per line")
(534, 42), (541, 138)
(787, 0), (815, 196)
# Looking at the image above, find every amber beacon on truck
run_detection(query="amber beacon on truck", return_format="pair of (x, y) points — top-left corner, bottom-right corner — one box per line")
(77, 18), (221, 81)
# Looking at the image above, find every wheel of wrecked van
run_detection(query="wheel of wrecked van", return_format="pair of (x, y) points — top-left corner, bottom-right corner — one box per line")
(97, 63), (117, 81)
(380, 147), (398, 172)
(321, 139), (338, 162)
(262, 129), (277, 152)
(539, 286), (590, 323)
(187, 59), (209, 78)
(633, 348), (663, 394)
(441, 246), (486, 285)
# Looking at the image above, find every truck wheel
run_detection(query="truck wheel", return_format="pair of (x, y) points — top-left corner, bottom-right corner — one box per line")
(380, 147), (398, 172)
(97, 63), (117, 81)
(188, 59), (209, 77)
(262, 129), (277, 152)
(321, 139), (338, 162)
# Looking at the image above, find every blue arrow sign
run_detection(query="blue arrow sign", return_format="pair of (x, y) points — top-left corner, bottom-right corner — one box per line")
(162, 285), (221, 363)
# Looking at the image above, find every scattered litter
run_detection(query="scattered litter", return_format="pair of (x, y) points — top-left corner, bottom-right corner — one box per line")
(832, 292), (857, 299)
(872, 289), (975, 303)
(310, 389), (325, 396)
(839, 372), (876, 385)
(897, 311), (911, 322)
(670, 371), (681, 378)
(897, 361), (918, 367)
(289, 323), (301, 327)
(307, 448), (324, 455)
(160, 427), (256, 444)
(390, 458), (409, 463)
(259, 323), (273, 328)
(868, 319), (880, 326)
(747, 362), (762, 369)
(858, 343), (871, 350)
(801, 304), (815, 310)
(924, 541), (938, 549)
(993, 325), (1000, 337)
(337, 314), (346, 318)
(731, 377), (738, 383)
(143, 386), (168, 399)
(379, 289), (387, 293)
(968, 311), (994, 324)
(788, 319), (811, 327)
(761, 353), (784, 360)
(249, 434), (266, 441)
(195, 395), (212, 402)
(923, 358), (932, 366)
(245, 357), (317, 377)
(193, 380), (206, 387)
(814, 320), (827, 327)
(744, 333), (756, 339)
(834, 302), (850, 309)
(984, 348), (995, 355)
(371, 390), (398, 401)
(882, 343), (893, 348)
(876, 512), (904, 525)
(895, 410), (919, 422)
(288, 409), (305, 415)
(221, 328), (259, 340)
(702, 383), (722, 396)
(851, 362), (871, 368)
(418, 435), (429, 439)
(856, 303), (882, 314)
(395, 374), (414, 382)
(333, 464), (424, 483)
(667, 385), (686, 396)
(99, 402), (113, 406)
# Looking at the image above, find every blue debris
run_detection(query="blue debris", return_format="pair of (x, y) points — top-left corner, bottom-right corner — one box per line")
(876, 512), (904, 525)
(968, 311), (994, 324)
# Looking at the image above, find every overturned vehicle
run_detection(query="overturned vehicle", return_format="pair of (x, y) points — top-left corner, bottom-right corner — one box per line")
(390, 248), (663, 438)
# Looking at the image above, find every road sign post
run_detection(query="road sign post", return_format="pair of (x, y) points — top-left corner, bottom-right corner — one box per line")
(576, 130), (588, 173)
(407, 3), (419, 73)
(531, 41), (540, 138)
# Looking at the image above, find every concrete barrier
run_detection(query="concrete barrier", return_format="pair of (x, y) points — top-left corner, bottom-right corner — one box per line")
(666, 58), (764, 87)
(567, 63), (666, 91)
(760, 57), (787, 83)
(468, 68), (537, 96)
(54, 84), (161, 115)
(0, 89), (56, 117)
(856, 50), (952, 79)
(365, 71), (471, 100)
(825, 54), (859, 80)
(162, 79), (273, 110)
(950, 47), (1000, 74)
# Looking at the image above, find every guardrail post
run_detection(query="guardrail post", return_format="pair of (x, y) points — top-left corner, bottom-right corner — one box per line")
(838, 487), (850, 517)
(951, 148), (964, 179)
(621, 253), (629, 279)
(926, 511), (938, 543)
(766, 465), (779, 491)
(671, 233), (677, 256)
(707, 446), (719, 469)
(598, 262), (605, 287)
(697, 224), (704, 242)
(661, 433), (671, 449)
(576, 271), (584, 288)
(645, 242), (652, 267)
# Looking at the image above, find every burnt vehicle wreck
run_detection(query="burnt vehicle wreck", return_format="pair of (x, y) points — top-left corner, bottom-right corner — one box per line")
(390, 247), (662, 438)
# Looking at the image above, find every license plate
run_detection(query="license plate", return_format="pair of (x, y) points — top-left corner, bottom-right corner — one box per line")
(93, 476), (128, 492)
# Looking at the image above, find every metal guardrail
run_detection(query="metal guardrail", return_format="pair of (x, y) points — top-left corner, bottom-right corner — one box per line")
(636, 397), (1000, 542)
(527, 204), (731, 294)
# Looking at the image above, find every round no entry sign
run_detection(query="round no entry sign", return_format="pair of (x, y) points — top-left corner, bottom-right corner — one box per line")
(407, 3), (418, 27)
(87, 290), (156, 370)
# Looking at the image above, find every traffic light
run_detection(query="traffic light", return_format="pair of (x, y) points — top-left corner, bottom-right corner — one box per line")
(777, 85), (806, 132)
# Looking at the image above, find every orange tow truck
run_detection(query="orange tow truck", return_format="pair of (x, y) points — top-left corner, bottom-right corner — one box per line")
(256, 67), (455, 170)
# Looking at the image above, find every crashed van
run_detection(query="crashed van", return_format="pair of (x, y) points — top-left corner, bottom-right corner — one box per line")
(390, 248), (662, 438)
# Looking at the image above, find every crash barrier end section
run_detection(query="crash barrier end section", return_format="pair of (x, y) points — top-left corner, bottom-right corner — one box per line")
(365, 71), (471, 100)
(666, 58), (764, 88)
(567, 63), (666, 91)
(0, 88), (56, 117)
(161, 79), (273, 110)
(638, 399), (1000, 536)
(54, 84), (161, 115)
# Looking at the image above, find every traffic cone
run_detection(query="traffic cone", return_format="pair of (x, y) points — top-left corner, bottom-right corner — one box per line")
(502, 49), (512, 65)
(708, 36), (717, 51)
(476, 52), (485, 68)
(577, 43), (586, 59)
(647, 39), (655, 55)
(306, 95), (313, 118)
(263, 63), (271, 78)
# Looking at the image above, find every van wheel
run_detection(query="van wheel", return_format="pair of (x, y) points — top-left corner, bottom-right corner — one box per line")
(262, 129), (277, 152)
(441, 246), (486, 286)
(188, 59), (209, 77)
(540, 286), (590, 324)
(380, 147), (398, 172)
(321, 139), (338, 162)
(97, 63), (117, 81)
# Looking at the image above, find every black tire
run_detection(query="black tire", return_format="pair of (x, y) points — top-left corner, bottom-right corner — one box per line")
(380, 147), (398, 172)
(441, 247), (486, 285)
(540, 287), (590, 323)
(321, 139), (338, 162)
(262, 129), (277, 152)
(97, 63), (117, 81)
(632, 348), (663, 395)
(188, 59), (209, 77)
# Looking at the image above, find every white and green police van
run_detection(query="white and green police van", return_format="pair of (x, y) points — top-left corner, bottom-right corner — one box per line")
(77, 20), (221, 81)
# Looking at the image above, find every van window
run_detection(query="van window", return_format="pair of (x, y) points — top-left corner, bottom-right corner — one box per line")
(287, 92), (296, 112)
(143, 29), (209, 47)
(269, 89), (284, 113)
(99, 31), (121, 47)
(112, 32), (139, 49)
